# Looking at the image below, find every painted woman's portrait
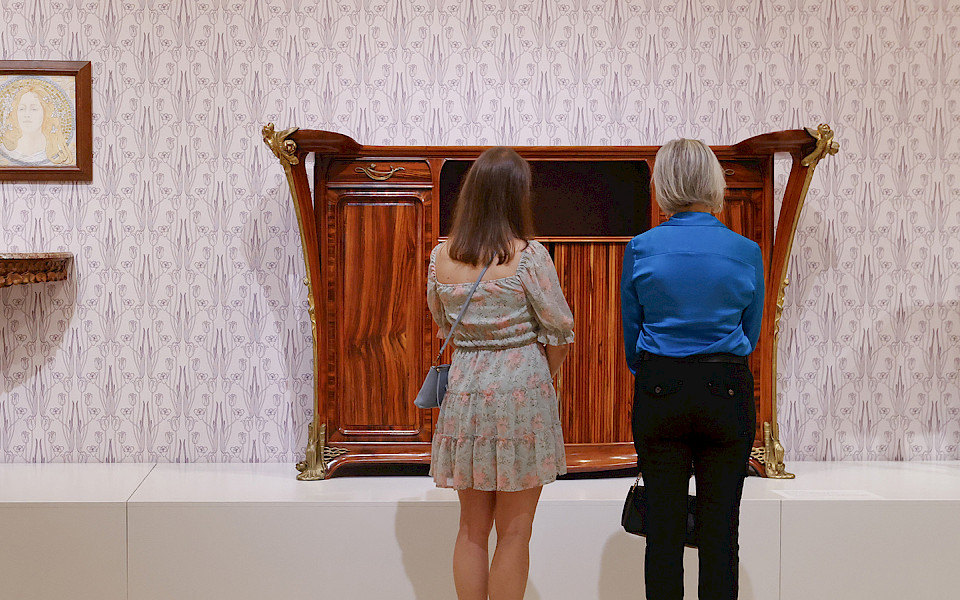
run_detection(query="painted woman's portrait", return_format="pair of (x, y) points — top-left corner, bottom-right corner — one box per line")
(0, 77), (76, 167)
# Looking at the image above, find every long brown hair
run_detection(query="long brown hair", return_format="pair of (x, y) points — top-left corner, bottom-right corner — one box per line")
(447, 146), (535, 266)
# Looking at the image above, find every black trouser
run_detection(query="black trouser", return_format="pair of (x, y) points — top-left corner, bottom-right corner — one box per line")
(631, 355), (755, 600)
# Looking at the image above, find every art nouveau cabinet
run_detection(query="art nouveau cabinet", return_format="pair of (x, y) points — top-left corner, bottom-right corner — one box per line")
(262, 125), (838, 480)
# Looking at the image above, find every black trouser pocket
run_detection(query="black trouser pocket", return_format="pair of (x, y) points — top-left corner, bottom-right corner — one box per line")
(632, 362), (686, 438)
(706, 363), (755, 439)
(639, 373), (683, 397)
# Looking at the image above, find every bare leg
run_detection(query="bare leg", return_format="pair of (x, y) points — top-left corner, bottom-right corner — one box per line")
(455, 488), (496, 600)
(489, 486), (542, 600)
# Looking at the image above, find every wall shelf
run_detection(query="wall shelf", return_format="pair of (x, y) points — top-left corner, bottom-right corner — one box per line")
(0, 252), (73, 289)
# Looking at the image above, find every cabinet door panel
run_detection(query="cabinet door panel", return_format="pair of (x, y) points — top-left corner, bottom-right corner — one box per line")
(551, 242), (634, 444)
(331, 191), (429, 439)
(716, 188), (763, 243)
(717, 188), (765, 443)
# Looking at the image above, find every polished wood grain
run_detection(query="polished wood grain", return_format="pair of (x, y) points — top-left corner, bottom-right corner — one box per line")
(323, 441), (641, 473)
(328, 190), (431, 442)
(551, 242), (634, 444)
(761, 146), (819, 444)
(720, 159), (764, 188)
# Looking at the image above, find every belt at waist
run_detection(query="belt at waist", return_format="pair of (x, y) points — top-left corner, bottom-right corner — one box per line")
(452, 339), (540, 352)
(637, 351), (748, 365)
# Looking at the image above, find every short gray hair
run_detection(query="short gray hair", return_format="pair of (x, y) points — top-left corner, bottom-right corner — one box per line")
(652, 138), (726, 214)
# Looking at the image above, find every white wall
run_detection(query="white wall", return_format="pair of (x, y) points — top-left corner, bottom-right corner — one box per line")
(1, 0), (957, 462)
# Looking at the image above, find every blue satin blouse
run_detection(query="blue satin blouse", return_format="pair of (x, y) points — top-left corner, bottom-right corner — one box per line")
(620, 211), (765, 373)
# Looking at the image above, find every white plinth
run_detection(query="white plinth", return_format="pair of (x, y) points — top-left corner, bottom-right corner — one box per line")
(127, 464), (462, 600)
(2, 461), (959, 600)
(0, 463), (155, 600)
(771, 462), (960, 600)
(125, 464), (780, 600)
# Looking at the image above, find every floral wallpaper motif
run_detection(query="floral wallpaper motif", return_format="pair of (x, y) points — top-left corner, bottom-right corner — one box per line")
(0, 0), (957, 462)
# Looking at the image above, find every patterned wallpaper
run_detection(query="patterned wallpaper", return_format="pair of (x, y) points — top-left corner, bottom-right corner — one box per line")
(0, 0), (957, 463)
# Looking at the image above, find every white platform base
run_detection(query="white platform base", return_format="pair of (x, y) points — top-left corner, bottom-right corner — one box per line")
(126, 468), (780, 600)
(2, 461), (959, 600)
(0, 464), (154, 600)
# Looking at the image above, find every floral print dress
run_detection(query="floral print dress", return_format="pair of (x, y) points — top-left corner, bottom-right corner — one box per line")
(427, 240), (575, 492)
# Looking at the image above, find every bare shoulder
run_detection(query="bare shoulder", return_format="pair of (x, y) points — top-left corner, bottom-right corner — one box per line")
(434, 242), (461, 282)
(434, 241), (451, 267)
(435, 238), (532, 284)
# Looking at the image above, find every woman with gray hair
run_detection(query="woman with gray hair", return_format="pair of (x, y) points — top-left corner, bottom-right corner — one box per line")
(621, 138), (764, 600)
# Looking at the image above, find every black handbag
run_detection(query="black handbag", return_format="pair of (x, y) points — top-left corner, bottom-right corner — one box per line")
(414, 257), (494, 409)
(622, 474), (700, 548)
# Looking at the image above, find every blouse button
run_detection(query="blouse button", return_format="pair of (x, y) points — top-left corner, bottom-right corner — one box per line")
(654, 386), (662, 394)
(728, 388), (735, 397)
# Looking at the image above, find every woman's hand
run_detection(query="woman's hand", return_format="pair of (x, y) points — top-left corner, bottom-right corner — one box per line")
(543, 343), (571, 378)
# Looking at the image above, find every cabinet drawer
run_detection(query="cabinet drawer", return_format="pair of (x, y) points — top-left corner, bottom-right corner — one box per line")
(328, 160), (432, 185)
(720, 160), (763, 187)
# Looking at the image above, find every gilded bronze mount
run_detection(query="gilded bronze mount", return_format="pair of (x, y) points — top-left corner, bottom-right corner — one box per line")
(262, 123), (348, 480)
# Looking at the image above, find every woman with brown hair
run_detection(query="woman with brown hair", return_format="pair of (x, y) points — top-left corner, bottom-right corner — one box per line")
(427, 146), (574, 599)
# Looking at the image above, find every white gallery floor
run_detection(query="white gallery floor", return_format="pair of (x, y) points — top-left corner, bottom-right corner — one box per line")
(2, 461), (959, 600)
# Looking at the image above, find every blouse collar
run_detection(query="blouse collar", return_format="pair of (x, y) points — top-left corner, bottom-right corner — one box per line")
(662, 211), (725, 227)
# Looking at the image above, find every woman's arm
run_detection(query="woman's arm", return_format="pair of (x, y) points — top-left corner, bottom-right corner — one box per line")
(621, 240), (642, 373)
(741, 243), (765, 351)
(520, 242), (575, 377)
(544, 343), (571, 377)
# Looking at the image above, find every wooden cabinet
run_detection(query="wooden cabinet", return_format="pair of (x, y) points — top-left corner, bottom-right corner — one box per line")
(263, 125), (839, 479)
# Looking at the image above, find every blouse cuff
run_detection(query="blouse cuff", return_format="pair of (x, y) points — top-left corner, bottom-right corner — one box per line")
(537, 329), (575, 346)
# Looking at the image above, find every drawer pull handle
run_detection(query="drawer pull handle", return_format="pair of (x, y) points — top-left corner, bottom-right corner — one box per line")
(356, 163), (406, 181)
(723, 168), (735, 176)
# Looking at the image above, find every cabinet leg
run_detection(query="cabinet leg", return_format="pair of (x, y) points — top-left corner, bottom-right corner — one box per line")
(295, 423), (349, 480)
(762, 421), (795, 479)
(296, 423), (328, 481)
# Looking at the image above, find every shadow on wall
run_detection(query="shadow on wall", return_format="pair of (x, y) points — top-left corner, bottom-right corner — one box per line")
(394, 497), (543, 600)
(395, 500), (458, 599)
(0, 271), (77, 462)
(598, 530), (645, 598)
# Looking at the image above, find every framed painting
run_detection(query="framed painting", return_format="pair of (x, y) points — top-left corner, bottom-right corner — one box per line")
(0, 60), (92, 182)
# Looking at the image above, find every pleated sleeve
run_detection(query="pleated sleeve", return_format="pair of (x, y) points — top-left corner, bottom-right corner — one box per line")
(518, 241), (575, 346)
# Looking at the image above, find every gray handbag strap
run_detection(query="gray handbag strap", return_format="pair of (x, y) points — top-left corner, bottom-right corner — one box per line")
(435, 256), (495, 364)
